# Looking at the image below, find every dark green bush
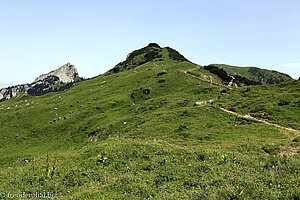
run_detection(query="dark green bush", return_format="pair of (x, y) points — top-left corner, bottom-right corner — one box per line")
(166, 47), (189, 62)
(109, 44), (163, 74)
(157, 72), (166, 76)
(204, 65), (232, 83)
(27, 75), (78, 96)
(262, 144), (280, 155)
(292, 136), (300, 143)
(278, 99), (290, 106)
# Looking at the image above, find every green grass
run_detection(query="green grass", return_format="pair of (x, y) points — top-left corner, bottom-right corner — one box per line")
(217, 80), (300, 130)
(1, 136), (299, 199)
(0, 44), (299, 199)
(210, 64), (293, 84)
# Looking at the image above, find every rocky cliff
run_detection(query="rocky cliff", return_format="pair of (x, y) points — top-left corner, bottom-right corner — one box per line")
(34, 63), (79, 83)
(0, 63), (80, 102)
(0, 84), (30, 101)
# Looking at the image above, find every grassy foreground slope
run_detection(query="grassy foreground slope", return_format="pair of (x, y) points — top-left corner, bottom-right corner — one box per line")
(0, 44), (299, 199)
(217, 80), (300, 130)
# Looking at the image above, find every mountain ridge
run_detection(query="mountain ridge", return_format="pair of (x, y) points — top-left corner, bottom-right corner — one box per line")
(208, 64), (293, 85)
(0, 44), (295, 102)
(0, 63), (80, 102)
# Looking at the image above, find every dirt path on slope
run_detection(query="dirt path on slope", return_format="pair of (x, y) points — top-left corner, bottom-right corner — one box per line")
(182, 68), (300, 134)
(195, 97), (300, 134)
(195, 98), (218, 105)
(219, 107), (300, 134)
(219, 107), (300, 155)
(181, 70), (229, 88)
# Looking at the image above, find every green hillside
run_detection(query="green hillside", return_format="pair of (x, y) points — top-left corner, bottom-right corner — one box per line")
(208, 64), (293, 85)
(0, 44), (299, 199)
(217, 80), (300, 130)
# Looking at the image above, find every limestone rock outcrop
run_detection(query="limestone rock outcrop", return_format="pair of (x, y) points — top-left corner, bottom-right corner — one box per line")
(0, 84), (30, 100)
(34, 63), (79, 83)
(0, 63), (80, 102)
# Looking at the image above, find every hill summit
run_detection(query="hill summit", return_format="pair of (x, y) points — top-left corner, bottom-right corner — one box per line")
(107, 43), (189, 74)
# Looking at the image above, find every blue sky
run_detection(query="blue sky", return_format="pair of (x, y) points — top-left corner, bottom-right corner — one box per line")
(0, 0), (299, 88)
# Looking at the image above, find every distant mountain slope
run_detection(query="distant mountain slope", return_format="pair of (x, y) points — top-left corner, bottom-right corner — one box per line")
(208, 64), (293, 85)
(0, 63), (81, 102)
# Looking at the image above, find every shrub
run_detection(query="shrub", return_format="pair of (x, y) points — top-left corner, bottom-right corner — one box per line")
(157, 72), (166, 76)
(292, 136), (300, 143)
(166, 47), (189, 62)
(109, 44), (163, 74)
(262, 144), (280, 155)
(204, 65), (232, 83)
(278, 99), (290, 106)
(130, 87), (151, 102)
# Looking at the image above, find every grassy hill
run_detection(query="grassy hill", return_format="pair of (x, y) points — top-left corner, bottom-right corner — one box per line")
(208, 64), (293, 85)
(0, 44), (299, 199)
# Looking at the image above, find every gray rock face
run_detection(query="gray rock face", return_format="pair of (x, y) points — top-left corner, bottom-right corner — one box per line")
(0, 63), (80, 102)
(34, 63), (79, 83)
(0, 85), (30, 100)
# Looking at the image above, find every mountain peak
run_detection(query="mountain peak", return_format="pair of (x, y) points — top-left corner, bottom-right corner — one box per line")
(0, 63), (81, 102)
(147, 43), (161, 48)
(34, 63), (79, 83)
(108, 43), (189, 74)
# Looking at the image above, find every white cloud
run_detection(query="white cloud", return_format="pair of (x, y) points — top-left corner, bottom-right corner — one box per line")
(283, 62), (300, 67)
